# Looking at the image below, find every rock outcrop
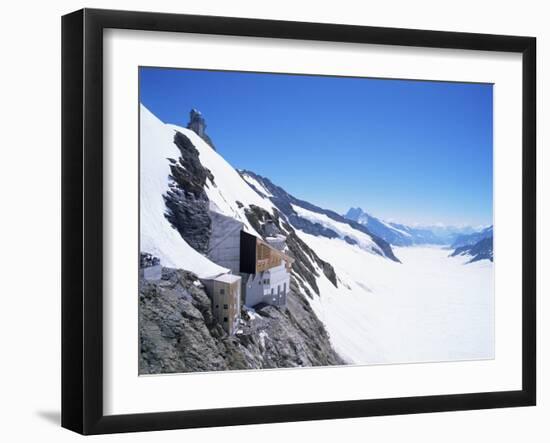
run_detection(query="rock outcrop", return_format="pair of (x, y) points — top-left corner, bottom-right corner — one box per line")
(139, 268), (344, 374)
(163, 131), (214, 254)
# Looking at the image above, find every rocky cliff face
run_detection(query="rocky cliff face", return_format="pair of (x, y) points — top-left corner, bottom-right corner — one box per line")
(163, 131), (214, 254)
(139, 268), (344, 374)
(243, 204), (338, 297)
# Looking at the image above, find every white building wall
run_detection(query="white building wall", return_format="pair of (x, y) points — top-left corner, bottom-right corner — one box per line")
(242, 273), (264, 307)
(242, 262), (290, 308)
(267, 263), (290, 307)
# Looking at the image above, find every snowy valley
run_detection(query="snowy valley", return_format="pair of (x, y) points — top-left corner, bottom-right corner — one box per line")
(139, 104), (495, 373)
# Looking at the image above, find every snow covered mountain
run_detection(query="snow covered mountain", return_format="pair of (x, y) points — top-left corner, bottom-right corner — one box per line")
(449, 226), (493, 263)
(450, 236), (494, 263)
(344, 207), (415, 246)
(240, 171), (399, 262)
(140, 104), (494, 367)
(140, 104), (347, 370)
(344, 207), (485, 247)
(140, 104), (227, 277)
(451, 225), (493, 249)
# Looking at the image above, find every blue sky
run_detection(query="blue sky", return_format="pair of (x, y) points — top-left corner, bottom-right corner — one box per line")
(140, 67), (493, 227)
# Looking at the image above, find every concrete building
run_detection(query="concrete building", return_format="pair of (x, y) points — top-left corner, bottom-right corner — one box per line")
(207, 210), (244, 274)
(239, 231), (294, 307)
(206, 210), (294, 309)
(201, 274), (242, 335)
(242, 263), (289, 308)
(187, 108), (206, 138)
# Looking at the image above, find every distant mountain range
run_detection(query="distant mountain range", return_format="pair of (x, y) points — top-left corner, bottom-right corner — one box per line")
(450, 236), (493, 263)
(448, 227), (493, 263)
(451, 226), (493, 248)
(344, 207), (485, 247)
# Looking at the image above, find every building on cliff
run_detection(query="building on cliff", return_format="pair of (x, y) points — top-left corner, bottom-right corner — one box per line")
(139, 252), (162, 281)
(201, 274), (242, 335)
(206, 209), (293, 309)
(239, 231), (293, 307)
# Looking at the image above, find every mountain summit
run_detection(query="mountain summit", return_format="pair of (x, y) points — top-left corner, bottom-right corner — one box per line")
(344, 207), (416, 246)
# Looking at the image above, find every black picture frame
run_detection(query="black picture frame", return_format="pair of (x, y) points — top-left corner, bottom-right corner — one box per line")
(61, 8), (536, 435)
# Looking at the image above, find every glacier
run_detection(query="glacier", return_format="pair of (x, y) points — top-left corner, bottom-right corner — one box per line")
(298, 235), (494, 364)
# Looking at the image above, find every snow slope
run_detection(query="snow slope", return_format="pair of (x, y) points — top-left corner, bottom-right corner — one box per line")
(292, 204), (384, 256)
(241, 172), (274, 198)
(240, 170), (398, 261)
(140, 105), (227, 278)
(141, 103), (279, 272)
(298, 232), (494, 365)
(165, 125), (274, 236)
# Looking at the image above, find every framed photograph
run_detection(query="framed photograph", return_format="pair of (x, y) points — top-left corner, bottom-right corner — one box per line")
(61, 8), (536, 435)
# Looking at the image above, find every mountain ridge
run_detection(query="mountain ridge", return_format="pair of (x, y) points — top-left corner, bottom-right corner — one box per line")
(450, 236), (494, 263)
(451, 226), (493, 249)
(240, 170), (400, 262)
(344, 206), (489, 247)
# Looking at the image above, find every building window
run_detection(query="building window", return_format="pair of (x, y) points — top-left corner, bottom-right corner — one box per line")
(223, 304), (228, 309)
(219, 288), (225, 295)
(215, 304), (219, 309)
(223, 317), (228, 322)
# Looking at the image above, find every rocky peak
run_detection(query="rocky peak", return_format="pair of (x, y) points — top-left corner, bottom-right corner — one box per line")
(344, 207), (364, 221)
